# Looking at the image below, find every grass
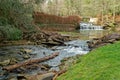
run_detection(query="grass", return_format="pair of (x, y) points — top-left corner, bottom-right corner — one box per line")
(57, 41), (120, 80)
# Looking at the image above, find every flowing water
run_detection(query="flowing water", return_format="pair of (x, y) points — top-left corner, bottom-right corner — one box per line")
(80, 22), (103, 30)
(79, 22), (109, 40)
(0, 22), (109, 80)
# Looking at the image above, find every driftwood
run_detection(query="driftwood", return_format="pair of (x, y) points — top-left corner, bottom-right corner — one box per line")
(87, 33), (120, 49)
(53, 69), (67, 80)
(3, 52), (59, 71)
(23, 31), (70, 46)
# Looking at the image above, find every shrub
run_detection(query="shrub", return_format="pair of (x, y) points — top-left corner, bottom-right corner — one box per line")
(0, 0), (35, 40)
(0, 0), (34, 32)
(0, 25), (22, 40)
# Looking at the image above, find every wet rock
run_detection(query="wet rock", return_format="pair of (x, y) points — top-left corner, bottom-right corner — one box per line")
(23, 54), (30, 59)
(38, 72), (55, 80)
(0, 75), (7, 80)
(20, 49), (32, 54)
(17, 74), (27, 80)
(9, 58), (18, 65)
(27, 72), (55, 80)
(0, 59), (10, 66)
(15, 54), (24, 61)
(9, 77), (18, 80)
(0, 68), (7, 80)
(0, 71), (17, 80)
(5, 73), (18, 80)
(19, 49), (31, 59)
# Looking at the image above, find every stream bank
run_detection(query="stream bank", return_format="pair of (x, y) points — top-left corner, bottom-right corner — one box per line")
(57, 41), (120, 80)
(0, 22), (115, 80)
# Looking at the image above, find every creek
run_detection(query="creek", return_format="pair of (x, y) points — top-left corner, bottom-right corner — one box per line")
(0, 23), (109, 80)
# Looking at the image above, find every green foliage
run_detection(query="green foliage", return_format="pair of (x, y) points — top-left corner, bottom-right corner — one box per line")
(34, 0), (45, 4)
(0, 0), (34, 30)
(39, 0), (120, 17)
(0, 0), (35, 40)
(57, 41), (120, 80)
(0, 25), (22, 40)
(0, 17), (8, 25)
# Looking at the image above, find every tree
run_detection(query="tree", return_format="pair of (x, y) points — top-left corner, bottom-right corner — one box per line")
(0, 0), (34, 40)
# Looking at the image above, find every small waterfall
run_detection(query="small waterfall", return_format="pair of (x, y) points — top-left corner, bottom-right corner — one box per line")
(80, 23), (103, 30)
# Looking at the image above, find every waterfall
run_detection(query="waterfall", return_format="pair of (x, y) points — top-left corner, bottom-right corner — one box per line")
(80, 23), (103, 30)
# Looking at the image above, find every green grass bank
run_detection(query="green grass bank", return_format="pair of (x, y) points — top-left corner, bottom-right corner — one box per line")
(57, 41), (120, 80)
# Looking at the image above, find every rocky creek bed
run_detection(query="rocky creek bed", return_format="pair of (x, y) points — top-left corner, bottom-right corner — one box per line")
(1, 23), (119, 80)
(1, 32), (120, 80)
(0, 40), (89, 80)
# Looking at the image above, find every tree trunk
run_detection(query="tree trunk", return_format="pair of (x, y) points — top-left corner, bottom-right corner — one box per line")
(3, 52), (59, 71)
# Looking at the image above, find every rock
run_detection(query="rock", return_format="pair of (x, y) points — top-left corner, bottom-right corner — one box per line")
(9, 58), (18, 65)
(20, 49), (32, 54)
(37, 72), (55, 80)
(87, 41), (95, 49)
(4, 73), (18, 80)
(9, 77), (18, 80)
(0, 75), (7, 80)
(23, 54), (30, 59)
(0, 59), (10, 66)
(20, 49), (31, 59)
(0, 69), (8, 80)
(27, 72), (55, 80)
(17, 74), (27, 80)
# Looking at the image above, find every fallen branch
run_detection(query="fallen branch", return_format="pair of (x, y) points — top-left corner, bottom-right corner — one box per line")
(52, 38), (64, 44)
(53, 69), (67, 80)
(3, 52), (59, 71)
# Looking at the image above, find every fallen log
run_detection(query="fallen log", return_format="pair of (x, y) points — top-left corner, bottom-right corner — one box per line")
(3, 52), (59, 71)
